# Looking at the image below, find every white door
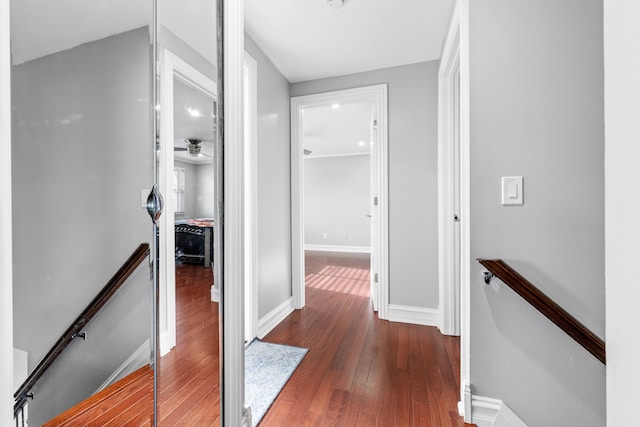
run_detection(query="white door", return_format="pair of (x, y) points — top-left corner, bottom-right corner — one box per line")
(453, 66), (462, 334)
(369, 106), (379, 311)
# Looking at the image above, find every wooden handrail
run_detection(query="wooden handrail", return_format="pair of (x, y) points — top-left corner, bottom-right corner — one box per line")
(14, 243), (150, 415)
(477, 259), (605, 364)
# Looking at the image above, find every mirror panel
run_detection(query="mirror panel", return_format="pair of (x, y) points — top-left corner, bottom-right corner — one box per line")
(11, 0), (154, 425)
(156, 0), (221, 424)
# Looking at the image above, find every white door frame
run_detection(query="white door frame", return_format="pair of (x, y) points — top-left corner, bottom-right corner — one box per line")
(0, 0), (14, 421)
(437, 0), (473, 420)
(437, 0), (462, 338)
(291, 85), (389, 319)
(243, 51), (258, 343)
(221, 0), (246, 424)
(438, 0), (472, 418)
(159, 49), (218, 356)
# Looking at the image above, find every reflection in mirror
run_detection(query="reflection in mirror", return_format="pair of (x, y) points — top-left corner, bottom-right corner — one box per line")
(156, 0), (221, 424)
(10, 0), (154, 425)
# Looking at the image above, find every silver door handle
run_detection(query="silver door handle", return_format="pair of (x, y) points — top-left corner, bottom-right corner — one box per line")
(146, 185), (164, 225)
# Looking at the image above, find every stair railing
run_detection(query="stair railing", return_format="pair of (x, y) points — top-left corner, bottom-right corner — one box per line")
(478, 258), (605, 364)
(13, 243), (151, 423)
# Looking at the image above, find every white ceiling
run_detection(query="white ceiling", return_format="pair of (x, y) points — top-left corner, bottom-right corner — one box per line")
(173, 78), (216, 165)
(245, 0), (454, 83)
(10, 0), (150, 65)
(303, 101), (373, 158)
(10, 0), (216, 66)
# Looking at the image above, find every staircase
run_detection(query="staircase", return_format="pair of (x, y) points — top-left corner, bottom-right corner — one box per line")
(43, 366), (152, 427)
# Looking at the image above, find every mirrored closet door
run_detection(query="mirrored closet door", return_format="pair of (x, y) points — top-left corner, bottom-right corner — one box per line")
(11, 1), (156, 425)
(10, 1), (222, 425)
(156, 0), (222, 424)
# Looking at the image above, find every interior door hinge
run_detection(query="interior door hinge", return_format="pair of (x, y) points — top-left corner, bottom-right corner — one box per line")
(374, 273), (379, 283)
(149, 257), (154, 281)
(373, 196), (378, 206)
(373, 119), (378, 129)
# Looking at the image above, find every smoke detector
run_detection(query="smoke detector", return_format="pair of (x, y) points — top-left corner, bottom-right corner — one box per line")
(327, 0), (344, 9)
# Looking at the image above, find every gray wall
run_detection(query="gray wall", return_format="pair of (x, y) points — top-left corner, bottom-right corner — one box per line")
(12, 28), (152, 423)
(245, 34), (292, 318)
(304, 155), (370, 248)
(292, 61), (440, 309)
(175, 160), (197, 219)
(468, 1), (605, 425)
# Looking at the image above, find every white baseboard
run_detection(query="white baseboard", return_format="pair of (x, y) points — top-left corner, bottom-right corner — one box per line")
(387, 304), (439, 327)
(257, 297), (295, 339)
(95, 339), (150, 394)
(471, 395), (528, 427)
(159, 331), (174, 357)
(13, 348), (28, 420)
(211, 284), (219, 302)
(304, 244), (371, 254)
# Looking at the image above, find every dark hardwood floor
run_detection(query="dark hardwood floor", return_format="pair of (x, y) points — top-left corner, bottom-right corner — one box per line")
(260, 251), (473, 427)
(158, 263), (221, 425)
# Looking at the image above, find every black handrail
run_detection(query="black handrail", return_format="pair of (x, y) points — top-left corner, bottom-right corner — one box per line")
(478, 258), (605, 364)
(13, 243), (150, 417)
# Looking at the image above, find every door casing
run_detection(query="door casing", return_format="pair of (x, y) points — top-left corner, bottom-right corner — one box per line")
(158, 48), (218, 356)
(290, 85), (389, 319)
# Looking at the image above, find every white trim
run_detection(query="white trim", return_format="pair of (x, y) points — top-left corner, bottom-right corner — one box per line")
(304, 244), (371, 254)
(159, 330), (173, 357)
(492, 403), (529, 427)
(459, 0), (473, 421)
(257, 297), (296, 339)
(1, 0), (13, 422)
(437, 0), (461, 337)
(211, 281), (220, 302)
(159, 49), (218, 357)
(305, 152), (370, 160)
(387, 304), (439, 327)
(95, 339), (150, 394)
(13, 349), (27, 421)
(223, 0), (246, 425)
(291, 84), (389, 319)
(471, 395), (528, 427)
(243, 51), (259, 343)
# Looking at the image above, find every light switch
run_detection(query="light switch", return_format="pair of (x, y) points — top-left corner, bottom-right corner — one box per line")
(141, 189), (149, 208)
(502, 176), (523, 205)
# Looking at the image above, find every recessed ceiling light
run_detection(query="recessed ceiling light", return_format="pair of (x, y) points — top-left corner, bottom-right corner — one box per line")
(327, 0), (344, 9)
(331, 103), (340, 109)
(187, 107), (202, 118)
(358, 141), (366, 147)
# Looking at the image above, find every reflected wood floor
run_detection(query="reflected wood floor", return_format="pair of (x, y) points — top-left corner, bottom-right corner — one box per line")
(260, 251), (474, 427)
(158, 263), (221, 426)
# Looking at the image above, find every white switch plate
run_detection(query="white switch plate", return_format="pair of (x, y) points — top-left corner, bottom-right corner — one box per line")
(141, 189), (149, 208)
(501, 176), (523, 205)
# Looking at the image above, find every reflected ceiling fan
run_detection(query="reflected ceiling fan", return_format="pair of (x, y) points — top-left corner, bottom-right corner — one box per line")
(174, 138), (213, 158)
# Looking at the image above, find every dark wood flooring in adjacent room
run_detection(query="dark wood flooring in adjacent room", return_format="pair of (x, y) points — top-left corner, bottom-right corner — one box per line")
(158, 263), (221, 425)
(259, 251), (474, 427)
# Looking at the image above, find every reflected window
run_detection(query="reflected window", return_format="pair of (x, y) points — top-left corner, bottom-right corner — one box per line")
(173, 167), (186, 214)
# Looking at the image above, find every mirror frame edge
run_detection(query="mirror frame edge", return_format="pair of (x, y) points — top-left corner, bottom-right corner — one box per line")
(1, 0), (14, 423)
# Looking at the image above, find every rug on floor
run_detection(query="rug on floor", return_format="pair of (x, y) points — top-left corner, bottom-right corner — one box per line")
(245, 339), (308, 426)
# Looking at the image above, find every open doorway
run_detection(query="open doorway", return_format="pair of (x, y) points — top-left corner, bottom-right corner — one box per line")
(291, 85), (389, 318)
(302, 102), (374, 305)
(158, 50), (218, 355)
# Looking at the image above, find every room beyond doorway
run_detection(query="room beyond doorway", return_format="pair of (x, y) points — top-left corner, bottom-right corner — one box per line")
(291, 84), (389, 318)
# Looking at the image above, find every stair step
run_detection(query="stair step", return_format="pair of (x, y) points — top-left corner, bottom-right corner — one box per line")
(43, 365), (152, 427)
